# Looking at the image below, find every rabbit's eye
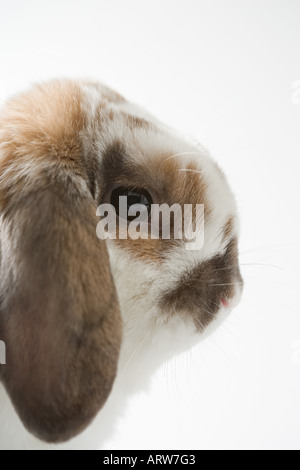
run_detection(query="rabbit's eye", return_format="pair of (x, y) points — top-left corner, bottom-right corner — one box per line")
(110, 186), (153, 221)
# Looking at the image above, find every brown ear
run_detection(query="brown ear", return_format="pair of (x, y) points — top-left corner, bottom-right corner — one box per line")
(0, 82), (122, 443)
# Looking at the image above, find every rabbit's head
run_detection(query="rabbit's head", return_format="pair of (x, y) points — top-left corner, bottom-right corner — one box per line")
(0, 80), (243, 443)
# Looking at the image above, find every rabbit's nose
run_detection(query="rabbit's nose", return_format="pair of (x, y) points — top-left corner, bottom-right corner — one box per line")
(221, 298), (230, 308)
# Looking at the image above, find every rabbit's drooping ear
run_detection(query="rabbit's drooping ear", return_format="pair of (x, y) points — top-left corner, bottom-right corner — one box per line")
(0, 82), (122, 443)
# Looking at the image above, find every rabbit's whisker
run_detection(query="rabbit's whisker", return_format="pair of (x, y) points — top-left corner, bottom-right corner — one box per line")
(208, 282), (244, 287)
(166, 151), (204, 161)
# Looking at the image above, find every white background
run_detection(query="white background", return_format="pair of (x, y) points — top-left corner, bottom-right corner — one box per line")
(1, 0), (299, 450)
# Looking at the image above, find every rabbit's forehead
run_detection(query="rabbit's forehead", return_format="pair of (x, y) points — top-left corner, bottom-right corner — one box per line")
(80, 85), (224, 210)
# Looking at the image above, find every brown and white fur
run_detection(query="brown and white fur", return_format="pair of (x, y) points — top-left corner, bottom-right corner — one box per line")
(0, 80), (243, 449)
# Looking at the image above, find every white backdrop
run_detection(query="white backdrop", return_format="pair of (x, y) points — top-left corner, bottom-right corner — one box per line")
(0, 0), (299, 450)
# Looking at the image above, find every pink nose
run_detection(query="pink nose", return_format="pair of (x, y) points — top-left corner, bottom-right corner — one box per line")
(221, 298), (230, 308)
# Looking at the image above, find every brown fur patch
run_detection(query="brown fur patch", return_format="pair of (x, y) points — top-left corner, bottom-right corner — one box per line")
(0, 80), (85, 163)
(0, 80), (89, 209)
(160, 238), (243, 330)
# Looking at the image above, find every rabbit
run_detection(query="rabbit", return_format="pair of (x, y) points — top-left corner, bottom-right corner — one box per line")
(0, 80), (243, 449)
